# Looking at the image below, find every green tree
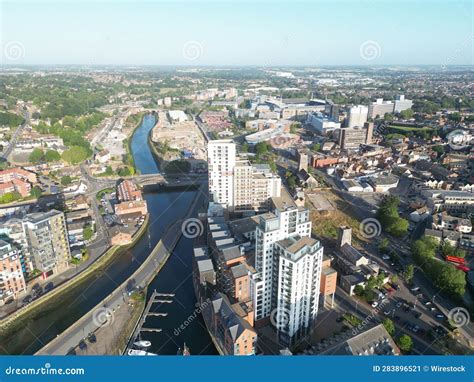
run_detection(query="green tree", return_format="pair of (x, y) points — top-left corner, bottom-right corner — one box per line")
(30, 186), (42, 199)
(354, 285), (365, 296)
(240, 143), (249, 153)
(403, 264), (415, 283)
(255, 142), (270, 157)
(311, 143), (321, 152)
(61, 146), (90, 164)
(61, 175), (72, 186)
(399, 109), (414, 120)
(397, 335), (413, 352)
(104, 166), (114, 176)
(383, 318), (395, 336)
(287, 175), (296, 189)
(44, 150), (61, 162)
(29, 148), (44, 163)
(83, 225), (94, 241)
(290, 122), (300, 134)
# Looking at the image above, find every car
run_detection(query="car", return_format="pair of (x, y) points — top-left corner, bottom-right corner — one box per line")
(412, 325), (419, 333)
(396, 301), (403, 308)
(87, 333), (97, 343)
(371, 301), (378, 308)
(424, 301), (432, 306)
(382, 255), (390, 260)
(430, 307), (437, 312)
(436, 314), (445, 320)
(413, 311), (422, 319)
(78, 340), (87, 350)
(410, 286), (420, 292)
(44, 282), (54, 292)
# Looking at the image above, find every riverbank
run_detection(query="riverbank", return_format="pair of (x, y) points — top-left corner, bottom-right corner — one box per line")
(0, 213), (150, 354)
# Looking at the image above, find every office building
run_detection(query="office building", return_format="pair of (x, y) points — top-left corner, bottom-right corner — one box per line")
(339, 126), (368, 149)
(0, 240), (26, 305)
(22, 210), (71, 278)
(368, 98), (395, 119)
(347, 105), (368, 128)
(394, 95), (413, 113)
(307, 112), (341, 135)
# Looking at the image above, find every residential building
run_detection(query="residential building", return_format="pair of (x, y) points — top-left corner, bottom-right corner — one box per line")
(208, 140), (236, 209)
(0, 167), (37, 184)
(0, 240), (26, 305)
(22, 210), (71, 278)
(208, 140), (280, 212)
(251, 190), (322, 345)
(210, 292), (257, 355)
(273, 235), (324, 345)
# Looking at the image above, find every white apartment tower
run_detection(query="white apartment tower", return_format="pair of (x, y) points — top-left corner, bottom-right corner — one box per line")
(208, 140), (281, 212)
(208, 140), (236, 209)
(274, 235), (323, 345)
(251, 192), (323, 345)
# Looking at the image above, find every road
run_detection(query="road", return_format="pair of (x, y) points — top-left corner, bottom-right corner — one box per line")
(1, 111), (29, 160)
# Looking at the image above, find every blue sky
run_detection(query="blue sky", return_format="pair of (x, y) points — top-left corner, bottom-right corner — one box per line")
(1, 0), (472, 65)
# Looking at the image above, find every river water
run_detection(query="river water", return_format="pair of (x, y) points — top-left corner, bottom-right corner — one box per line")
(1, 113), (215, 355)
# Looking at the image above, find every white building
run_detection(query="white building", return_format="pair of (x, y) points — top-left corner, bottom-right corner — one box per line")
(207, 140), (281, 212)
(368, 99), (394, 119)
(347, 105), (368, 128)
(394, 95), (413, 113)
(307, 112), (341, 135)
(273, 235), (323, 345)
(251, 192), (322, 345)
(208, 140), (236, 209)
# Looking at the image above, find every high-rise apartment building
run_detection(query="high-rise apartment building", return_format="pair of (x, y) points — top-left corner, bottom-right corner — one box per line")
(208, 140), (280, 212)
(273, 235), (323, 345)
(208, 140), (236, 209)
(22, 210), (71, 278)
(0, 240), (26, 305)
(251, 191), (323, 345)
(347, 105), (368, 128)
